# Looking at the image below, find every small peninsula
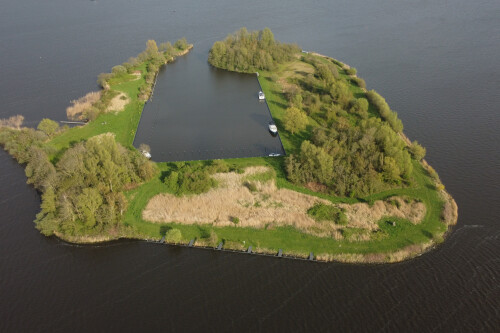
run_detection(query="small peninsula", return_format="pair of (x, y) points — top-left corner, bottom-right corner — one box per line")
(0, 30), (457, 263)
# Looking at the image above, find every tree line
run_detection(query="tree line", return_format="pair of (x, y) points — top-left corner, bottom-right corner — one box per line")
(208, 27), (301, 72)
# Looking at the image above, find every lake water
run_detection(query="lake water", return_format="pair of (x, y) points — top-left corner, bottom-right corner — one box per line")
(1, 0), (499, 331)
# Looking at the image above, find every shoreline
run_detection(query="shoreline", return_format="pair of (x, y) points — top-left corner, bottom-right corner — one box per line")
(53, 229), (445, 264)
(51, 48), (458, 264)
(1, 42), (457, 264)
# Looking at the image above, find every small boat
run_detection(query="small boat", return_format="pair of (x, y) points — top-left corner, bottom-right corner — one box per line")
(268, 121), (277, 134)
(258, 91), (265, 100)
(141, 150), (151, 159)
(268, 153), (281, 157)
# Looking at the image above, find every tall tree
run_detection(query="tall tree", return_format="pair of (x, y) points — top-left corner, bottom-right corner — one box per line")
(283, 106), (308, 134)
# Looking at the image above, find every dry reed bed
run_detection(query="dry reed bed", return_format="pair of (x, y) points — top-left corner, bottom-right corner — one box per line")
(66, 91), (101, 120)
(143, 167), (426, 240)
(0, 115), (24, 129)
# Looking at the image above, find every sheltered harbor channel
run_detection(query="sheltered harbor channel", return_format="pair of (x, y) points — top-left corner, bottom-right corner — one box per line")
(133, 50), (285, 162)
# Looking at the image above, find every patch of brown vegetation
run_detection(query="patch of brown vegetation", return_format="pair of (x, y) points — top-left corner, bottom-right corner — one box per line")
(144, 166), (327, 235)
(316, 241), (434, 264)
(143, 167), (427, 240)
(131, 71), (142, 80)
(66, 91), (102, 120)
(276, 60), (315, 94)
(54, 231), (115, 244)
(338, 197), (426, 231)
(106, 92), (129, 113)
(304, 182), (328, 193)
(0, 115), (24, 129)
(440, 190), (458, 225)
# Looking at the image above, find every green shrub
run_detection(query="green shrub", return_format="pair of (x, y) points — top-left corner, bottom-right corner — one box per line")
(37, 118), (59, 138)
(244, 181), (258, 192)
(409, 140), (426, 161)
(346, 67), (357, 75)
(163, 164), (216, 196)
(174, 37), (188, 51)
(352, 77), (366, 89)
(111, 65), (127, 75)
(165, 228), (182, 243)
(366, 90), (403, 132)
(307, 204), (348, 225)
(244, 169), (275, 183)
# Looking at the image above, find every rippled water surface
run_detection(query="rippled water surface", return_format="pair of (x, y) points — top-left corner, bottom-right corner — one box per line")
(1, 0), (499, 331)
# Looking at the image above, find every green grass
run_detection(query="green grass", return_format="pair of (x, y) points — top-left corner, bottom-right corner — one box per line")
(48, 63), (148, 161)
(308, 203), (347, 225)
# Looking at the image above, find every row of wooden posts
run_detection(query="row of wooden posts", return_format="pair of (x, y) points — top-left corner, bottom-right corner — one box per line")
(157, 236), (316, 261)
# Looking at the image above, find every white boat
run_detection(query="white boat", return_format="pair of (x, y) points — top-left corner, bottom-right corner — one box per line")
(141, 151), (151, 159)
(268, 121), (277, 134)
(258, 91), (265, 100)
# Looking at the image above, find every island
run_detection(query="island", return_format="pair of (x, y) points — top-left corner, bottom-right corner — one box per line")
(0, 29), (457, 263)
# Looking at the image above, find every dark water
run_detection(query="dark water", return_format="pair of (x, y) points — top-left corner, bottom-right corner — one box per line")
(134, 51), (284, 162)
(1, 0), (499, 331)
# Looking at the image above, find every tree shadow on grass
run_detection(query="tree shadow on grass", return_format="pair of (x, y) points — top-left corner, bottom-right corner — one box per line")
(422, 229), (433, 240)
(196, 225), (210, 239)
(159, 225), (172, 236)
(269, 99), (288, 110)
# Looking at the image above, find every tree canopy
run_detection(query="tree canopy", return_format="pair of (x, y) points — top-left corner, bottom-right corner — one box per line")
(208, 27), (301, 72)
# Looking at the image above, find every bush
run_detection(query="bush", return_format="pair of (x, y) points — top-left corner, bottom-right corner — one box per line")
(366, 90), (403, 132)
(97, 73), (113, 88)
(352, 77), (366, 89)
(207, 159), (229, 173)
(409, 140), (426, 161)
(174, 37), (188, 51)
(37, 118), (59, 138)
(163, 164), (216, 196)
(165, 228), (182, 243)
(111, 65), (127, 75)
(283, 106), (308, 134)
(307, 204), (348, 225)
(346, 67), (357, 75)
(243, 181), (258, 192)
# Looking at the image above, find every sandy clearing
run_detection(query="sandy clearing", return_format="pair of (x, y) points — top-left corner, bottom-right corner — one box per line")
(106, 92), (129, 113)
(143, 167), (426, 240)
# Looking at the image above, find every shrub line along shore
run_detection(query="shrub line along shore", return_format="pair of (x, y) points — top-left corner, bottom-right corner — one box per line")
(0, 30), (457, 264)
